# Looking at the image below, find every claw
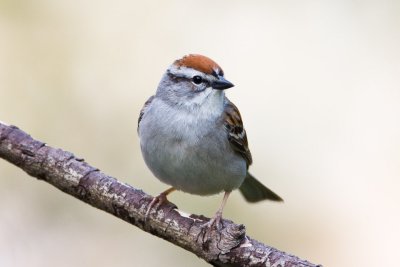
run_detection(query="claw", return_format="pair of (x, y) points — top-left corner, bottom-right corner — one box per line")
(145, 187), (175, 223)
(144, 195), (166, 222)
(203, 211), (223, 230)
(197, 210), (223, 240)
(197, 191), (231, 241)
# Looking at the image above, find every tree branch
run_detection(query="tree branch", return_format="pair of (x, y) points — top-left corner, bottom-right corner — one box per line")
(0, 122), (321, 267)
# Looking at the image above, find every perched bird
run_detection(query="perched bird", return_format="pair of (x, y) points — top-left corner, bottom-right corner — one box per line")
(138, 54), (282, 229)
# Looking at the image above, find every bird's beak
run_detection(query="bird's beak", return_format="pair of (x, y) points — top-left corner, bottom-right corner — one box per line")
(211, 76), (234, 90)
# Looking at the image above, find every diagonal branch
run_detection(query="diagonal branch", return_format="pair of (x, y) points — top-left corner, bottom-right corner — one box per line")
(0, 122), (321, 267)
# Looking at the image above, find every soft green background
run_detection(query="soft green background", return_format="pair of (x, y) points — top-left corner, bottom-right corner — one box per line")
(1, 1), (399, 266)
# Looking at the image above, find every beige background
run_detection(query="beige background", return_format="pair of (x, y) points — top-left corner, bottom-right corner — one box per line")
(1, 1), (400, 266)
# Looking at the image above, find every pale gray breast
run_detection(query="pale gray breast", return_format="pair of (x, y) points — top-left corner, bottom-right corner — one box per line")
(139, 98), (247, 195)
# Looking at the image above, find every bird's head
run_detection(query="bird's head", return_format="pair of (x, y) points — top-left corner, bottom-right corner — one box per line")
(156, 54), (234, 107)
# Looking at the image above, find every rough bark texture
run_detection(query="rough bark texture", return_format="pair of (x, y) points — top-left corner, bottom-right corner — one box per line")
(0, 122), (321, 267)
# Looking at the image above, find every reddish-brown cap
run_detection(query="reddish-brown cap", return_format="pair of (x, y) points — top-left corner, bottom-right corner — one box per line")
(174, 54), (223, 76)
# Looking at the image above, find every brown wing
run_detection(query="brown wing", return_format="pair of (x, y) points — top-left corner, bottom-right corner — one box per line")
(223, 98), (252, 168)
(137, 95), (154, 132)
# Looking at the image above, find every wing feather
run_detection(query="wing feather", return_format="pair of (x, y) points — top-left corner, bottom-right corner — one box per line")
(223, 99), (252, 167)
(137, 95), (155, 132)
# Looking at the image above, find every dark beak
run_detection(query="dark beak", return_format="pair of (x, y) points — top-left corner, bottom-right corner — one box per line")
(211, 76), (234, 90)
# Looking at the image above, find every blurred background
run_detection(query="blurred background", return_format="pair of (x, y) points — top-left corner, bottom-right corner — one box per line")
(1, 0), (399, 266)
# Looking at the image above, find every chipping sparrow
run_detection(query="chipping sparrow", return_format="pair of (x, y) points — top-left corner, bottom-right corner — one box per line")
(138, 54), (282, 229)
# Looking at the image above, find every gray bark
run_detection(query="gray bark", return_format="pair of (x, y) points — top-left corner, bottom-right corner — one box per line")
(0, 122), (321, 267)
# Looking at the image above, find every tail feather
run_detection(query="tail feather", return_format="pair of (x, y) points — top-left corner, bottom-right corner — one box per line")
(239, 173), (283, 203)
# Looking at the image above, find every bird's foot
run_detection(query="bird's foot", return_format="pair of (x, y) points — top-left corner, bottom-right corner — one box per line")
(144, 187), (175, 223)
(145, 192), (170, 223)
(197, 210), (224, 241)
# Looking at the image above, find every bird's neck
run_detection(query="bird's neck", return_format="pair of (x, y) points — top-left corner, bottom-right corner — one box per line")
(161, 89), (225, 120)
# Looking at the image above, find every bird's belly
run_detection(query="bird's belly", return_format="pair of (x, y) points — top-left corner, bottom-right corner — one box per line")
(141, 134), (246, 195)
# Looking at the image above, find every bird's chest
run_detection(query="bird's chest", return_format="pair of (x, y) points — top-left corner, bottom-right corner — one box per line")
(140, 102), (229, 169)
(147, 110), (225, 159)
(139, 102), (246, 195)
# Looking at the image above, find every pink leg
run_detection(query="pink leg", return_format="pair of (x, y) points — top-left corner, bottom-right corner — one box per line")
(204, 191), (231, 231)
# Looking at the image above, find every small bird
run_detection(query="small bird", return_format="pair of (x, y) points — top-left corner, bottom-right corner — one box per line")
(138, 54), (282, 229)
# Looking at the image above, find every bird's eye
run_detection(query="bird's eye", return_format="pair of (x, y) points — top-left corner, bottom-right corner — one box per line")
(192, 76), (203, 85)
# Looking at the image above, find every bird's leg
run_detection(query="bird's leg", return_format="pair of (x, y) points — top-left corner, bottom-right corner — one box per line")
(203, 191), (231, 231)
(145, 187), (176, 222)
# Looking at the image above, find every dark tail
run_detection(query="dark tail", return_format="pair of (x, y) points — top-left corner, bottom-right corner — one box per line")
(239, 172), (283, 203)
